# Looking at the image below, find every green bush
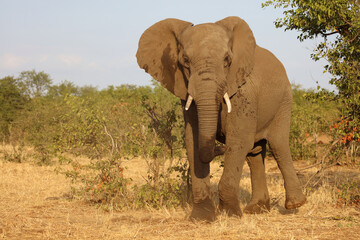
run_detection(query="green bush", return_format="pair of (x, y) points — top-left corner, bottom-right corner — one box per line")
(3, 70), (346, 164)
(49, 80), (188, 210)
(57, 157), (132, 211)
(0, 76), (28, 141)
(290, 85), (339, 160)
(132, 175), (188, 209)
(336, 181), (360, 207)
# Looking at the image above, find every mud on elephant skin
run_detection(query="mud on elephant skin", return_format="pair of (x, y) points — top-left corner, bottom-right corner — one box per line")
(136, 16), (306, 221)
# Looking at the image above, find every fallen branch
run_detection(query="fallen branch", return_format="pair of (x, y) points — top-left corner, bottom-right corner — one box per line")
(296, 162), (321, 173)
(301, 139), (341, 189)
(303, 162), (340, 189)
(297, 139), (340, 174)
(320, 139), (340, 166)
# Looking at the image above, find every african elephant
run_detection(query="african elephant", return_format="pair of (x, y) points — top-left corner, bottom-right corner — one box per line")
(136, 16), (306, 221)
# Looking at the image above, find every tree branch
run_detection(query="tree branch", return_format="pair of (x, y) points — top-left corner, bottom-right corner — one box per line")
(104, 125), (115, 155)
(321, 24), (353, 38)
(321, 30), (339, 37)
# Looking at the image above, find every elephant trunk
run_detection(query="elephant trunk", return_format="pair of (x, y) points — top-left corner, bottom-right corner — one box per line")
(196, 95), (220, 163)
(191, 60), (226, 163)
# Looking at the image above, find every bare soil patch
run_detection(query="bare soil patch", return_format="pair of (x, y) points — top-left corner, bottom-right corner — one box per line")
(1, 156), (360, 239)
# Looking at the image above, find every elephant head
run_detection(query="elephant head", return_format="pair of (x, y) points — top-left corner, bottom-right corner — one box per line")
(136, 17), (256, 163)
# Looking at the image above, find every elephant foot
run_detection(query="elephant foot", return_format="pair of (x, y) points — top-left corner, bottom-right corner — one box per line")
(243, 198), (270, 214)
(190, 197), (216, 222)
(285, 194), (306, 209)
(219, 199), (242, 217)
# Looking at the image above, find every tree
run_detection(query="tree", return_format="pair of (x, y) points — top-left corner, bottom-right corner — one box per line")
(47, 81), (79, 98)
(0, 76), (27, 140)
(18, 69), (52, 98)
(263, 0), (360, 144)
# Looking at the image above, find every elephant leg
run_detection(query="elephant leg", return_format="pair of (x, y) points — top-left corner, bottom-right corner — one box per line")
(243, 140), (270, 214)
(268, 106), (306, 209)
(218, 136), (253, 217)
(183, 102), (215, 222)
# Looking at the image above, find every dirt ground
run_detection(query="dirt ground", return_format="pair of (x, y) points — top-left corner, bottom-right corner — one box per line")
(1, 152), (360, 239)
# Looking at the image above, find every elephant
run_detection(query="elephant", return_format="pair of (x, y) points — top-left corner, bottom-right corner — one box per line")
(136, 16), (306, 221)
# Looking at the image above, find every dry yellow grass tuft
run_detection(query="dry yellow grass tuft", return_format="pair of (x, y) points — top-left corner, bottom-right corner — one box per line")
(1, 147), (360, 239)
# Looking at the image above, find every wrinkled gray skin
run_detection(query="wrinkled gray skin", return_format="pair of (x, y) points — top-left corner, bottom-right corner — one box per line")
(136, 17), (306, 221)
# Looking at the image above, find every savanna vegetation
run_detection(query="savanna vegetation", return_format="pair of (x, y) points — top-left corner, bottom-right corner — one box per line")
(0, 70), (189, 210)
(0, 1), (359, 238)
(1, 70), (359, 239)
(1, 68), (359, 212)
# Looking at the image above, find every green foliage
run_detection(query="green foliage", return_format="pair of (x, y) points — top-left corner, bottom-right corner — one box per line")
(93, 82), (184, 159)
(45, 79), (188, 210)
(132, 158), (189, 209)
(54, 95), (108, 159)
(18, 69), (52, 98)
(290, 84), (339, 160)
(141, 82), (184, 159)
(132, 177), (187, 209)
(1, 70), (57, 163)
(47, 80), (79, 98)
(0, 76), (27, 140)
(336, 181), (360, 207)
(1, 68), (351, 210)
(57, 155), (189, 210)
(57, 157), (132, 210)
(12, 96), (66, 165)
(3, 72), (184, 163)
(262, 0), (360, 145)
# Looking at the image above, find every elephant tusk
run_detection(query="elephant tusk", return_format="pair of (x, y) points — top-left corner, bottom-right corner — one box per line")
(185, 95), (193, 110)
(224, 93), (231, 113)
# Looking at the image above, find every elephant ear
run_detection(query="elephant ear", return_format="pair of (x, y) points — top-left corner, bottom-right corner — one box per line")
(136, 18), (193, 100)
(216, 17), (256, 97)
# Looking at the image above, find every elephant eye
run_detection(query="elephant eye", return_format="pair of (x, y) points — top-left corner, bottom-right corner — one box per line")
(224, 54), (232, 68)
(182, 54), (190, 68)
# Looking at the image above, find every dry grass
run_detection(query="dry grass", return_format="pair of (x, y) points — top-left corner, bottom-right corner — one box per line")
(1, 146), (360, 239)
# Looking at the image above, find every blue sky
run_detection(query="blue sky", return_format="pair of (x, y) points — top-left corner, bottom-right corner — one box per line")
(0, 0), (333, 90)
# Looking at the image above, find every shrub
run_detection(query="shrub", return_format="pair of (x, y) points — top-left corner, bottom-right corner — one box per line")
(57, 156), (132, 211)
(290, 85), (339, 160)
(336, 181), (360, 207)
(0, 76), (28, 141)
(1, 142), (24, 163)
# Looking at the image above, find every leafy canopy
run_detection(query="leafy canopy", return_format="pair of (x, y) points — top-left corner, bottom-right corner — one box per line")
(263, 0), (360, 143)
(18, 69), (52, 98)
